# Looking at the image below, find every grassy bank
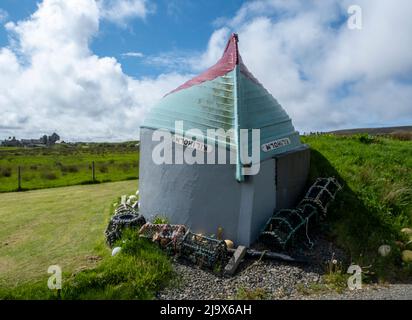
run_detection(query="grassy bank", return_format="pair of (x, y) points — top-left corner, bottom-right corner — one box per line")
(0, 180), (173, 299)
(0, 142), (139, 192)
(302, 134), (412, 280)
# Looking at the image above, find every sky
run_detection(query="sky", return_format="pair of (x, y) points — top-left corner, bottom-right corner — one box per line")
(0, 0), (411, 142)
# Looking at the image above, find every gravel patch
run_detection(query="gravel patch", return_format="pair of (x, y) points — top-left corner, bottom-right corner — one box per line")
(158, 235), (348, 300)
(158, 234), (412, 300)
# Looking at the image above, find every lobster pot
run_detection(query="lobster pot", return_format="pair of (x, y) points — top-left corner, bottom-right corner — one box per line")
(105, 204), (146, 247)
(299, 177), (342, 214)
(260, 205), (317, 249)
(139, 223), (186, 253)
(260, 177), (342, 249)
(179, 232), (228, 269)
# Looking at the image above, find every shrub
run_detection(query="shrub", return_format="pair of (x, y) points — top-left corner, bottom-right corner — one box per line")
(355, 133), (377, 144)
(0, 167), (12, 177)
(99, 165), (109, 173)
(390, 131), (412, 141)
(41, 172), (58, 180)
(61, 165), (79, 173)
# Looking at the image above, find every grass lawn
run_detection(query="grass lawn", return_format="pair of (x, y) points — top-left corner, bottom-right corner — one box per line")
(0, 143), (139, 192)
(0, 180), (172, 299)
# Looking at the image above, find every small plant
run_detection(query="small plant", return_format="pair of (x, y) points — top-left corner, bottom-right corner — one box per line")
(153, 215), (169, 224)
(236, 287), (268, 300)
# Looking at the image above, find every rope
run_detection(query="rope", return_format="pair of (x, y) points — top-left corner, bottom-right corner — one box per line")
(305, 217), (314, 249)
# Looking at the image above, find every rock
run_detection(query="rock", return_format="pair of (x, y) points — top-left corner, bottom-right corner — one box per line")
(378, 245), (391, 257)
(395, 241), (404, 248)
(401, 250), (412, 263)
(111, 247), (122, 256)
(401, 228), (412, 239)
(224, 245), (246, 276)
(224, 239), (234, 249)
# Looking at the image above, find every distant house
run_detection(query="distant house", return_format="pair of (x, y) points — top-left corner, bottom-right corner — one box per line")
(1, 133), (61, 147)
(1, 136), (21, 147)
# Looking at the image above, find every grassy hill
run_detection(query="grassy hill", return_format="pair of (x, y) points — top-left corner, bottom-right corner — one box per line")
(329, 125), (412, 137)
(0, 142), (139, 192)
(302, 134), (412, 280)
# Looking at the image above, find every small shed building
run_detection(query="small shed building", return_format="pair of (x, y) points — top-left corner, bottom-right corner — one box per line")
(139, 34), (309, 246)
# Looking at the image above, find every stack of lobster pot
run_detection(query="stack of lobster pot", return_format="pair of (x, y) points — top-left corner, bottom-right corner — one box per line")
(105, 204), (146, 247)
(260, 177), (342, 249)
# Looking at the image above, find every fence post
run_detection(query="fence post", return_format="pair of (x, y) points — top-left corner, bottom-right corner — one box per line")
(18, 166), (22, 191)
(92, 161), (95, 183)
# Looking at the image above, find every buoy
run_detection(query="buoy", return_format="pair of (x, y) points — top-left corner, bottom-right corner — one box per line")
(111, 247), (122, 256)
(378, 244), (391, 257)
(401, 250), (412, 263)
(401, 228), (412, 235)
(224, 239), (234, 249)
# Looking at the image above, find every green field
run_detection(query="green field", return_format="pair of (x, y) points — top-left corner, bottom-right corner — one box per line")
(0, 180), (173, 299)
(0, 143), (139, 192)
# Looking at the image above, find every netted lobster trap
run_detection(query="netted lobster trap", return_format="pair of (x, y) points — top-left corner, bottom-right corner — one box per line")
(138, 223), (186, 253)
(260, 177), (342, 249)
(178, 231), (228, 270)
(299, 177), (342, 216)
(105, 204), (146, 247)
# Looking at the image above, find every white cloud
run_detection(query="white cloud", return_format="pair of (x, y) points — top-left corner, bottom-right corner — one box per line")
(98, 0), (152, 27)
(0, 8), (8, 22)
(0, 0), (188, 141)
(198, 0), (412, 132)
(190, 27), (230, 72)
(1, 0), (411, 142)
(122, 51), (144, 58)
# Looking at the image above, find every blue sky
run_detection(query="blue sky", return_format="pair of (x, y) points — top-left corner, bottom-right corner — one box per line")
(0, 0), (244, 78)
(0, 0), (411, 141)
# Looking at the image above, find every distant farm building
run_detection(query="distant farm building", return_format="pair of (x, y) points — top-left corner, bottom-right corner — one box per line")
(1, 132), (60, 147)
(139, 34), (309, 246)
